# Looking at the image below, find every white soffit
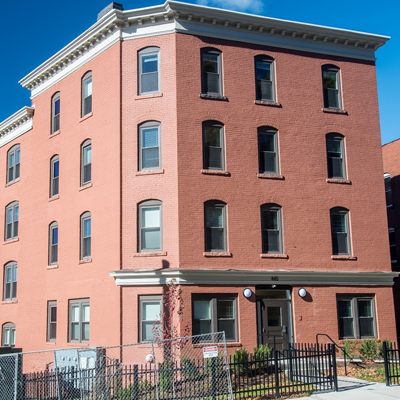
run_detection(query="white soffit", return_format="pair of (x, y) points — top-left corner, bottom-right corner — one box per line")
(0, 107), (34, 148)
(109, 268), (398, 287)
(18, 1), (389, 98)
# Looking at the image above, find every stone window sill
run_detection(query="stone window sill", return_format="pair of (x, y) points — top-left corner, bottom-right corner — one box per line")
(79, 258), (92, 264)
(134, 252), (167, 257)
(260, 253), (288, 259)
(254, 100), (282, 108)
(5, 178), (20, 187)
(199, 93), (228, 101)
(47, 264), (59, 270)
(331, 255), (357, 261)
(322, 108), (348, 115)
(3, 238), (19, 245)
(203, 252), (232, 257)
(79, 182), (93, 191)
(79, 112), (93, 122)
(257, 173), (284, 180)
(326, 178), (351, 185)
(49, 195), (60, 202)
(135, 93), (163, 100)
(136, 169), (164, 176)
(49, 130), (61, 138)
(201, 169), (230, 176)
(67, 342), (90, 347)
(1, 300), (18, 305)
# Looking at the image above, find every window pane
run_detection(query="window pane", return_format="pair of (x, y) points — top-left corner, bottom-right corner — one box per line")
(9, 153), (14, 167)
(143, 148), (160, 169)
(142, 321), (155, 340)
(203, 54), (219, 73)
(194, 319), (211, 335)
(82, 323), (90, 341)
(7, 208), (13, 224)
(84, 146), (92, 164)
(143, 302), (160, 321)
(331, 214), (346, 233)
(338, 301), (352, 318)
(83, 237), (91, 257)
(260, 152), (276, 173)
(52, 227), (58, 245)
(72, 305), (80, 322)
(218, 300), (234, 319)
(339, 318), (354, 338)
(142, 128), (159, 148)
(267, 307), (281, 326)
(358, 300), (372, 317)
(51, 306), (57, 322)
(206, 207), (223, 228)
(258, 81), (272, 100)
(206, 147), (222, 169)
(142, 54), (158, 73)
(326, 89), (339, 108)
(142, 208), (160, 228)
(50, 324), (56, 340)
(85, 79), (92, 97)
(54, 161), (59, 178)
(84, 165), (91, 183)
(208, 228), (224, 250)
(84, 219), (91, 237)
(323, 71), (337, 89)
(263, 210), (278, 230)
(71, 323), (79, 340)
(194, 300), (211, 319)
(265, 231), (280, 252)
(359, 318), (374, 337)
(205, 73), (219, 94)
(142, 228), (161, 250)
(4, 329), (10, 345)
(82, 305), (90, 322)
(333, 232), (348, 254)
(218, 320), (235, 340)
(204, 127), (221, 147)
(15, 206), (19, 222)
(256, 62), (271, 81)
(55, 99), (60, 115)
(141, 73), (158, 93)
(259, 134), (274, 152)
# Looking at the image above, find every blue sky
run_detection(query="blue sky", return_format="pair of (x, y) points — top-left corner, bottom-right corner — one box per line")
(0, 0), (398, 144)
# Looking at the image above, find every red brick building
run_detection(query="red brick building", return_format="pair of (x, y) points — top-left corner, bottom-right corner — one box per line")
(0, 1), (397, 352)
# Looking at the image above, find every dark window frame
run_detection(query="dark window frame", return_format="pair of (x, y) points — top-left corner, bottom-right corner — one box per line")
(192, 294), (238, 342)
(5, 201), (19, 241)
(138, 200), (162, 252)
(204, 201), (227, 252)
(258, 126), (279, 175)
(389, 228), (397, 264)
(51, 92), (60, 133)
(139, 295), (162, 342)
(2, 322), (16, 347)
(80, 212), (91, 260)
(138, 47), (160, 95)
(326, 133), (346, 179)
(7, 144), (20, 184)
(337, 295), (376, 339)
(3, 262), (17, 301)
(203, 121), (225, 171)
(201, 48), (223, 96)
(322, 64), (342, 109)
(81, 71), (92, 117)
(330, 207), (351, 256)
(81, 139), (92, 186)
(49, 221), (58, 265)
(138, 121), (161, 171)
(255, 55), (276, 102)
(384, 173), (393, 207)
(50, 155), (59, 197)
(261, 203), (283, 254)
(47, 300), (57, 342)
(69, 298), (90, 343)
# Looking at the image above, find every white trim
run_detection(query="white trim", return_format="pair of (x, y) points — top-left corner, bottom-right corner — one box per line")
(0, 107), (34, 148)
(109, 268), (398, 287)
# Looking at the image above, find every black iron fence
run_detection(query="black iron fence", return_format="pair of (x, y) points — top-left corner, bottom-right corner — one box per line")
(18, 343), (337, 400)
(383, 341), (400, 386)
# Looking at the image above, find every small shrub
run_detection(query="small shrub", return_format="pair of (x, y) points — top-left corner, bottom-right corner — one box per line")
(378, 339), (392, 358)
(359, 339), (379, 362)
(117, 379), (153, 399)
(181, 355), (197, 379)
(232, 348), (249, 373)
(341, 340), (358, 361)
(253, 344), (272, 361)
(159, 360), (175, 390)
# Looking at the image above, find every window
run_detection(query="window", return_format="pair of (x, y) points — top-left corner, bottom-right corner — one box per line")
(2, 322), (16, 347)
(50, 155), (59, 197)
(47, 301), (57, 342)
(203, 121), (225, 170)
(261, 204), (283, 254)
(201, 48), (222, 96)
(81, 71), (92, 116)
(49, 222), (58, 265)
(5, 201), (19, 241)
(205, 201), (227, 252)
(258, 127), (279, 174)
(51, 92), (60, 133)
(389, 228), (397, 264)
(139, 295), (162, 342)
(193, 295), (237, 341)
(139, 121), (161, 171)
(138, 200), (162, 252)
(81, 139), (92, 186)
(80, 212), (91, 259)
(255, 55), (275, 102)
(384, 173), (392, 207)
(7, 144), (20, 184)
(326, 133), (346, 179)
(69, 298), (90, 343)
(337, 296), (375, 339)
(330, 207), (351, 255)
(3, 262), (17, 301)
(138, 47), (160, 95)
(322, 65), (341, 109)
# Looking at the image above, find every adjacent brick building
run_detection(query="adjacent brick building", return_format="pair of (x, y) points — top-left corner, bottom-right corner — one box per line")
(0, 1), (397, 353)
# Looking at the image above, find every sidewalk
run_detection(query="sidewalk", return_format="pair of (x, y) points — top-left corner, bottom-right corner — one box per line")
(296, 377), (400, 399)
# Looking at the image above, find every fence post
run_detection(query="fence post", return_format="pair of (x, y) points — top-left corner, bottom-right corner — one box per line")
(329, 344), (338, 392)
(211, 357), (217, 400)
(274, 350), (280, 398)
(133, 364), (139, 399)
(383, 341), (390, 386)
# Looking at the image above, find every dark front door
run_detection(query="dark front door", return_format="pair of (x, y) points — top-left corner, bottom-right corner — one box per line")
(258, 299), (290, 350)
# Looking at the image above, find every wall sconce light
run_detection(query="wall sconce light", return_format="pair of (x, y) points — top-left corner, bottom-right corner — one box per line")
(243, 288), (253, 298)
(298, 288), (307, 298)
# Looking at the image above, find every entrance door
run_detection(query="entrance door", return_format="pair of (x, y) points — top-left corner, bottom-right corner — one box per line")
(257, 291), (291, 350)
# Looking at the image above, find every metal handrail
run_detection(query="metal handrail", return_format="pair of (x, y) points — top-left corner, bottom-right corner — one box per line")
(258, 333), (293, 350)
(316, 333), (349, 376)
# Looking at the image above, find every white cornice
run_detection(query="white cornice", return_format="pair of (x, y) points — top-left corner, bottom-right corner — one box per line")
(0, 107), (34, 148)
(19, 1), (389, 96)
(109, 268), (398, 287)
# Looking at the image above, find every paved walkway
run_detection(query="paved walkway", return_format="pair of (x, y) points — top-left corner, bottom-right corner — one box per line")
(296, 377), (400, 399)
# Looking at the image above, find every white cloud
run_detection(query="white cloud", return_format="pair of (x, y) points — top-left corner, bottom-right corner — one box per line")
(196, 0), (265, 14)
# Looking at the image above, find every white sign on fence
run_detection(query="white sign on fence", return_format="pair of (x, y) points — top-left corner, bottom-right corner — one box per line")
(203, 346), (218, 358)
